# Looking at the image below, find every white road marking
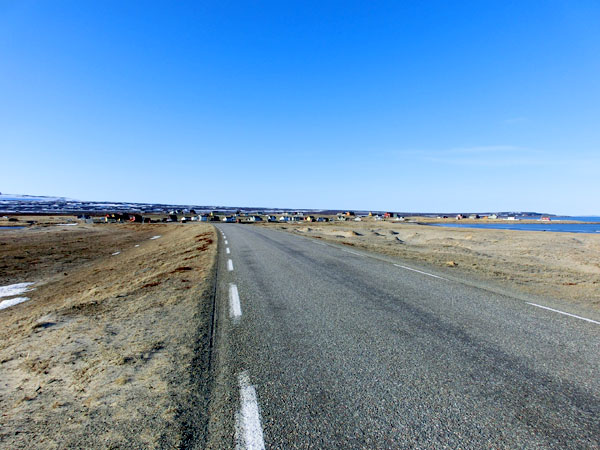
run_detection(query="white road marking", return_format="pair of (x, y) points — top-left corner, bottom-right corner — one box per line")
(225, 240), (229, 245)
(235, 371), (265, 450)
(228, 259), (234, 271)
(226, 247), (231, 254)
(526, 302), (600, 325)
(345, 250), (361, 256)
(112, 251), (120, 256)
(393, 264), (447, 280)
(229, 283), (242, 320)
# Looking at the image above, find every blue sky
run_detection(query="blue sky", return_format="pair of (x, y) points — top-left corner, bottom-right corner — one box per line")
(1, 1), (599, 214)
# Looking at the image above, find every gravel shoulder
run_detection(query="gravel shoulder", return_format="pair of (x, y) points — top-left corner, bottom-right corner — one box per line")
(0, 222), (216, 449)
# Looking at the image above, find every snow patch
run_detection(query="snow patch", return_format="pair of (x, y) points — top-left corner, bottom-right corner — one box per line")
(112, 251), (121, 256)
(134, 244), (140, 247)
(0, 297), (30, 310)
(57, 223), (77, 226)
(150, 235), (161, 240)
(0, 282), (35, 299)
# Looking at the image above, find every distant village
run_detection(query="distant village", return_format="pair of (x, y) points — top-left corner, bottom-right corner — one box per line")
(0, 193), (551, 223)
(95, 210), (549, 225)
(99, 210), (409, 224)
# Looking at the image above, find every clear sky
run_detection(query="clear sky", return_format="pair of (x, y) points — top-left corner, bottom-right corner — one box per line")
(1, 1), (599, 214)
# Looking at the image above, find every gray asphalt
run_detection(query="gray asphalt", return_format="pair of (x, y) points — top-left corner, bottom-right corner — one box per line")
(209, 224), (600, 449)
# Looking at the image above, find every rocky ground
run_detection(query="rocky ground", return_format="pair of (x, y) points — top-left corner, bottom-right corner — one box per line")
(263, 220), (600, 312)
(0, 221), (216, 449)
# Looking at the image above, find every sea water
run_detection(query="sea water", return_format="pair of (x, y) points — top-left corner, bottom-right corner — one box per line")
(429, 220), (600, 234)
(0, 226), (25, 231)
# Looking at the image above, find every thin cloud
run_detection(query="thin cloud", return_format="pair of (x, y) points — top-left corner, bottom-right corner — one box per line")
(443, 145), (523, 154)
(423, 156), (544, 167)
(504, 117), (529, 124)
(398, 145), (523, 157)
(416, 145), (545, 167)
(419, 147), (600, 168)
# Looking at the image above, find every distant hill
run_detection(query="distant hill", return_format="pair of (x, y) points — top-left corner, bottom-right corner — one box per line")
(0, 193), (76, 202)
(0, 193), (553, 217)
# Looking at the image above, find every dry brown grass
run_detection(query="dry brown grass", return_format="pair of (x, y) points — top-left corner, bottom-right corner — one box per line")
(0, 222), (216, 448)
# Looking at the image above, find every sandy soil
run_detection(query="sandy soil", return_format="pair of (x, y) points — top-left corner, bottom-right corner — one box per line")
(263, 220), (600, 310)
(0, 222), (216, 449)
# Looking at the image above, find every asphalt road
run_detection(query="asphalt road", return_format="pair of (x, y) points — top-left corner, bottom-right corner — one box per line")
(208, 224), (600, 449)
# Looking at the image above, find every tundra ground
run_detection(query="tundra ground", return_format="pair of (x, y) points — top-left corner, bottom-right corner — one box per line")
(0, 222), (216, 449)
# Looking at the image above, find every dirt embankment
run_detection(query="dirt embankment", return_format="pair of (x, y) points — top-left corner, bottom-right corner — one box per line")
(0, 222), (217, 449)
(267, 221), (600, 309)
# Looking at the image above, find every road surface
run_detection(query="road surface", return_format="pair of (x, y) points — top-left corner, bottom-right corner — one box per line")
(206, 224), (599, 449)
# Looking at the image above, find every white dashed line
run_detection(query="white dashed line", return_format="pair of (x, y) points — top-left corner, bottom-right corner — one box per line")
(526, 302), (600, 325)
(235, 371), (265, 450)
(393, 264), (447, 280)
(228, 259), (234, 271)
(226, 247), (231, 254)
(229, 283), (242, 321)
(225, 240), (229, 245)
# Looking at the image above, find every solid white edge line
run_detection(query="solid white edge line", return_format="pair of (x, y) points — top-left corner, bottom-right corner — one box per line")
(235, 371), (265, 450)
(229, 283), (242, 320)
(526, 302), (600, 325)
(393, 264), (447, 280)
(228, 259), (234, 271)
(226, 247), (231, 254)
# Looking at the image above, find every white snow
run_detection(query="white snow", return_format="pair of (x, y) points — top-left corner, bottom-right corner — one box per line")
(150, 235), (161, 240)
(134, 244), (140, 247)
(0, 297), (30, 310)
(0, 193), (75, 202)
(57, 223), (77, 226)
(112, 251), (121, 256)
(0, 282), (35, 299)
